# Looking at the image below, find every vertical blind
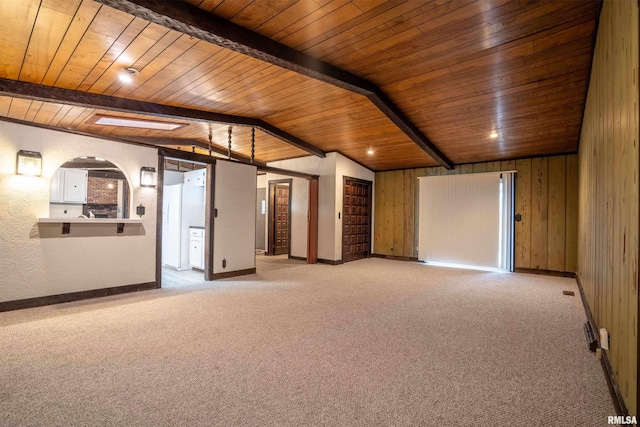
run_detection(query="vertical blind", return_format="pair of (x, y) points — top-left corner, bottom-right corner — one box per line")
(418, 172), (514, 271)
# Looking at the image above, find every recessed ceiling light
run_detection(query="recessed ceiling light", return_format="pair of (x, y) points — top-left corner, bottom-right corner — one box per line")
(490, 131), (499, 138)
(118, 67), (139, 83)
(87, 114), (187, 131)
(367, 147), (374, 155)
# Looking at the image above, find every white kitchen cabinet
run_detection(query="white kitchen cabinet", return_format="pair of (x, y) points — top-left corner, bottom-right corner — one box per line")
(189, 227), (205, 270)
(50, 168), (88, 204)
(63, 169), (88, 203)
(184, 168), (205, 187)
(49, 169), (64, 202)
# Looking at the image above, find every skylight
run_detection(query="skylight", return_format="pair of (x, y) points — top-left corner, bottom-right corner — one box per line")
(88, 115), (187, 131)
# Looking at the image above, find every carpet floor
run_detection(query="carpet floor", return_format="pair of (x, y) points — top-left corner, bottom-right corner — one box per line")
(0, 258), (614, 426)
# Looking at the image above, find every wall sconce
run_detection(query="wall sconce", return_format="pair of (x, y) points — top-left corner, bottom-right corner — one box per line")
(136, 204), (146, 218)
(140, 167), (157, 187)
(16, 150), (42, 176)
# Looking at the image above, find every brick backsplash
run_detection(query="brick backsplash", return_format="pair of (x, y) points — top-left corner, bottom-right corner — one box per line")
(87, 176), (118, 204)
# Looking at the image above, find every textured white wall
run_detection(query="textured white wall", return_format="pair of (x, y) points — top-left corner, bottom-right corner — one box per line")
(267, 154), (336, 261)
(0, 121), (158, 303)
(335, 154), (375, 261)
(213, 160), (257, 274)
(256, 174), (266, 188)
(267, 153), (374, 262)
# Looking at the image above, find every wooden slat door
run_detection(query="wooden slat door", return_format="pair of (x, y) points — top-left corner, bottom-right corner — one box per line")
(274, 183), (290, 255)
(343, 178), (372, 262)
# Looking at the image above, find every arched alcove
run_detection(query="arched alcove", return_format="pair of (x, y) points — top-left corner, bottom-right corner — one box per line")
(49, 156), (131, 219)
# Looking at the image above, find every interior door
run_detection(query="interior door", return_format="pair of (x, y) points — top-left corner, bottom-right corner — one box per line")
(342, 178), (372, 262)
(269, 183), (291, 255)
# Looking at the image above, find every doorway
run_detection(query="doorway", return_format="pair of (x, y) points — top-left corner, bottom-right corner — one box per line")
(268, 179), (292, 256)
(159, 156), (211, 287)
(342, 177), (372, 262)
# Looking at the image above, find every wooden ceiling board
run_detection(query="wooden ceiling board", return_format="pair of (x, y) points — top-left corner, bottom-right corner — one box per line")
(0, 0), (601, 170)
(178, 0), (599, 167)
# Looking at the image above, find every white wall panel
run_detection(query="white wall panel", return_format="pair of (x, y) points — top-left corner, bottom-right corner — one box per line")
(213, 160), (257, 274)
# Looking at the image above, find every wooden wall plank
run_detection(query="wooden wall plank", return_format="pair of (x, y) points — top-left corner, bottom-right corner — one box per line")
(577, 0), (638, 414)
(381, 171), (393, 255)
(472, 162), (487, 173)
(403, 169), (415, 258)
(373, 171), (383, 254)
(547, 156), (566, 271)
(374, 154), (577, 271)
(501, 159), (516, 171)
(486, 161), (501, 172)
(564, 154), (578, 272)
(460, 164), (473, 174)
(515, 158), (532, 268)
(392, 170), (404, 255)
(530, 157), (548, 269)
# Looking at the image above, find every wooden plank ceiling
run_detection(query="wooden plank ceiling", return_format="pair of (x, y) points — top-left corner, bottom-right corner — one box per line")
(0, 0), (600, 171)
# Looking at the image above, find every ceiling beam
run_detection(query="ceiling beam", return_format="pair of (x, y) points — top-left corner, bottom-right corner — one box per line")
(93, 0), (454, 170)
(132, 136), (265, 166)
(0, 115), (261, 165)
(0, 78), (325, 159)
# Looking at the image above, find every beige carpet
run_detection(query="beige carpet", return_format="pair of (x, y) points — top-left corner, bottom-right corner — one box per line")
(0, 258), (614, 426)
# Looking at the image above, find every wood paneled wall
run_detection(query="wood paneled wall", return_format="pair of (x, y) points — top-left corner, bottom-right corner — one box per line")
(577, 0), (638, 415)
(374, 154), (578, 272)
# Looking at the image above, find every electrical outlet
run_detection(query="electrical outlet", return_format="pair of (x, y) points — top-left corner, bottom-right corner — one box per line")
(222, 258), (227, 269)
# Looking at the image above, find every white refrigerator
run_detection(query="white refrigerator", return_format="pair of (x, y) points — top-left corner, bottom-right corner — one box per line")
(162, 184), (205, 270)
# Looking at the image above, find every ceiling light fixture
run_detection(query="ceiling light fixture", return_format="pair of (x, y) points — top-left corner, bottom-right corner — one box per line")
(367, 147), (374, 155)
(87, 114), (187, 131)
(118, 67), (139, 83)
(490, 131), (499, 139)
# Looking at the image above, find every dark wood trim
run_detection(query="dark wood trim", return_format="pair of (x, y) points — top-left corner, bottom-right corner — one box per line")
(0, 78), (325, 158)
(92, 0), (452, 169)
(371, 253), (419, 262)
(158, 147), (218, 165)
(155, 154), (164, 288)
(87, 170), (127, 180)
(211, 268), (256, 280)
(0, 115), (259, 167)
(0, 115), (162, 150)
(257, 165), (318, 180)
(0, 282), (158, 312)
(575, 274), (628, 416)
(125, 136), (262, 165)
(157, 148), (215, 281)
(317, 259), (344, 265)
(342, 176), (373, 263)
(289, 255), (307, 261)
(205, 163), (215, 281)
(375, 151), (582, 173)
(267, 179), (292, 256)
(307, 178), (319, 264)
(513, 267), (576, 278)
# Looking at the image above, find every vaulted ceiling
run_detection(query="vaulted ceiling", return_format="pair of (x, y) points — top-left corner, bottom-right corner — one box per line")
(0, 0), (601, 171)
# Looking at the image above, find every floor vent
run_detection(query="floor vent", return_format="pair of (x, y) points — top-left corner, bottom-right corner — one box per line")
(562, 290), (575, 296)
(583, 322), (598, 352)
